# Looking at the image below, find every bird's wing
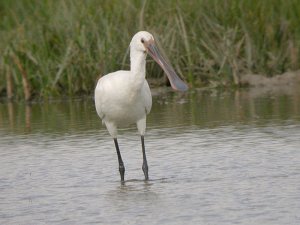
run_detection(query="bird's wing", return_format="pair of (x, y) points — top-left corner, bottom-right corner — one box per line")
(143, 80), (152, 114)
(94, 77), (106, 120)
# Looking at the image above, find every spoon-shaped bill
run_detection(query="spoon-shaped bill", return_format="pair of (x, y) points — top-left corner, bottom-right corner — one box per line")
(146, 43), (188, 92)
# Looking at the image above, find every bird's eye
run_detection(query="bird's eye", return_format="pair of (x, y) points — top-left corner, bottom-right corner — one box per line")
(141, 39), (145, 43)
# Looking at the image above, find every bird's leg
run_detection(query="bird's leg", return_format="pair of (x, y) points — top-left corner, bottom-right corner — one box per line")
(141, 135), (149, 180)
(113, 138), (125, 182)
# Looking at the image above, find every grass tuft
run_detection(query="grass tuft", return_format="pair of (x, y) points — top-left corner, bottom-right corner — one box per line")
(1, 0), (300, 99)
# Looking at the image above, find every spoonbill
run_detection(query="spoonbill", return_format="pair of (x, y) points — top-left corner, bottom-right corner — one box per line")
(95, 31), (188, 182)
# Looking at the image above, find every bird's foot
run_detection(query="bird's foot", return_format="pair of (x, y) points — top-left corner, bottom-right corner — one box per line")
(142, 163), (149, 181)
(119, 165), (125, 182)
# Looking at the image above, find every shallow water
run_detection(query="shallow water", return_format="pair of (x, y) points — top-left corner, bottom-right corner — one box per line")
(1, 88), (300, 225)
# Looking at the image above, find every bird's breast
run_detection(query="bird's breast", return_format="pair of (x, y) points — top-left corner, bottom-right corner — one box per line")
(95, 71), (151, 127)
(102, 89), (147, 126)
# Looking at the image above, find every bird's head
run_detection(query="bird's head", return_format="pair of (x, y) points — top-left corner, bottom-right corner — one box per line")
(130, 31), (154, 53)
(130, 31), (188, 92)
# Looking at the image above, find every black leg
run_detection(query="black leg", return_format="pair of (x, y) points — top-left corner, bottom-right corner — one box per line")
(113, 138), (125, 182)
(141, 135), (149, 180)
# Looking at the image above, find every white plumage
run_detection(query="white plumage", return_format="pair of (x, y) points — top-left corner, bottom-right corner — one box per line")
(95, 70), (152, 138)
(94, 31), (188, 182)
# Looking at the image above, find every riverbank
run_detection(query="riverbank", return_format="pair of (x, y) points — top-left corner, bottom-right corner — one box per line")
(1, 0), (300, 100)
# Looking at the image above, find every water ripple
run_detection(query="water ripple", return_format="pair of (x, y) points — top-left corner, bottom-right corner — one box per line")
(1, 91), (300, 224)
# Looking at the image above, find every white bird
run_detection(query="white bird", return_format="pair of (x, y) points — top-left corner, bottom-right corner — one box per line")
(95, 31), (188, 182)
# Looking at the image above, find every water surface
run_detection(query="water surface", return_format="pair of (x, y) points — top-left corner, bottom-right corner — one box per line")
(0, 88), (300, 224)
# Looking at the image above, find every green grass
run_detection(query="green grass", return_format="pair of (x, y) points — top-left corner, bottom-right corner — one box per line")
(1, 0), (300, 99)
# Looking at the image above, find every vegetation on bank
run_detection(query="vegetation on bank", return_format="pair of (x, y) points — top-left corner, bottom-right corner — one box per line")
(1, 0), (300, 100)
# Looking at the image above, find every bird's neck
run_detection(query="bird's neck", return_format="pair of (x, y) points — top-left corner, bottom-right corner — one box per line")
(130, 50), (147, 90)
